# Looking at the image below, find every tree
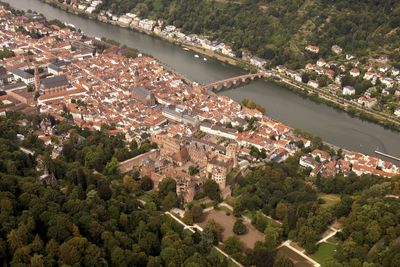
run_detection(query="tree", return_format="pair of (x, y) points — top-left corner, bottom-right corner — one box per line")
(202, 180), (221, 202)
(191, 205), (203, 223)
(104, 157), (119, 176)
(97, 183), (112, 201)
(297, 225), (318, 254)
(161, 192), (178, 211)
(160, 247), (182, 266)
(223, 236), (244, 255)
(183, 252), (207, 267)
(233, 219), (247, 235)
(264, 225), (281, 249)
(140, 176), (153, 191)
(158, 178), (176, 198)
(199, 225), (215, 253)
(275, 203), (288, 221)
(274, 255), (294, 267)
(246, 244), (275, 267)
(30, 254), (45, 267)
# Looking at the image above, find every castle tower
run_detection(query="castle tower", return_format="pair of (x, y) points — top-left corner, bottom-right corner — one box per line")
(34, 64), (40, 92)
(226, 143), (238, 168)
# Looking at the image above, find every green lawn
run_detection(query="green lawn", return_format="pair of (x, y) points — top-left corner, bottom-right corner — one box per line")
(318, 193), (341, 208)
(310, 242), (338, 266)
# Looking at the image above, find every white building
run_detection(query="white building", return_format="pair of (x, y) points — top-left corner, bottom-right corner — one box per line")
(139, 19), (156, 31)
(199, 124), (238, 140)
(10, 69), (34, 84)
(343, 86), (356, 96)
(307, 80), (319, 89)
(395, 108), (400, 117)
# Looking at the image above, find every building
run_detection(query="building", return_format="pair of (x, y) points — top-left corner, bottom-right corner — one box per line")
(331, 45), (342, 54)
(307, 80), (319, 89)
(343, 86), (356, 96)
(162, 105), (199, 126)
(131, 86), (156, 106)
(350, 68), (360, 77)
(206, 155), (233, 190)
(305, 45), (319, 53)
(47, 64), (63, 76)
(358, 96), (377, 108)
(199, 123), (238, 140)
(10, 69), (34, 84)
(394, 108), (400, 117)
(39, 75), (70, 94)
(299, 155), (319, 169)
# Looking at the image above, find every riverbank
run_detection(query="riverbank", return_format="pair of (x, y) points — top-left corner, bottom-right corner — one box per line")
(268, 75), (400, 132)
(39, 0), (257, 73)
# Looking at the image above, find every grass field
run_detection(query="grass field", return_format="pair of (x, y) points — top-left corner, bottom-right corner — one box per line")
(311, 237), (339, 266)
(318, 194), (341, 208)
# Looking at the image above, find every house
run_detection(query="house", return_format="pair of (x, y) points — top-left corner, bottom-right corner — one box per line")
(343, 86), (356, 96)
(305, 63), (314, 71)
(395, 108), (400, 117)
(380, 77), (394, 88)
(286, 70), (302, 82)
(335, 74), (345, 85)
(324, 69), (335, 79)
(299, 154), (319, 169)
(391, 68), (399, 77)
(358, 96), (377, 108)
(249, 56), (267, 68)
(305, 45), (319, 53)
(139, 19), (156, 31)
(363, 72), (375, 80)
(316, 58), (326, 67)
(376, 55), (389, 64)
(378, 65), (389, 73)
(331, 45), (342, 54)
(307, 80), (319, 89)
(350, 68), (360, 77)
(311, 149), (331, 162)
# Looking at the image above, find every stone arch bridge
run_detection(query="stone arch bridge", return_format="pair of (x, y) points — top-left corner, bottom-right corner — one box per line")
(203, 72), (265, 92)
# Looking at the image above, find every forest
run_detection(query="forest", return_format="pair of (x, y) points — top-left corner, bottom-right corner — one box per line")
(1, 111), (400, 266)
(0, 113), (282, 266)
(97, 0), (400, 68)
(231, 154), (400, 266)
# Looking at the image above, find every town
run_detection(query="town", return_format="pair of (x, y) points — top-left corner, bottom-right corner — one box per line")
(1, 2), (400, 267)
(54, 0), (400, 125)
(1, 4), (399, 205)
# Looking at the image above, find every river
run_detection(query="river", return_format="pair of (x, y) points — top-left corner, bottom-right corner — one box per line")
(3, 0), (400, 162)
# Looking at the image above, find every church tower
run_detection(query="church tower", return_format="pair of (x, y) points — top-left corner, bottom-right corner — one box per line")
(34, 64), (40, 92)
